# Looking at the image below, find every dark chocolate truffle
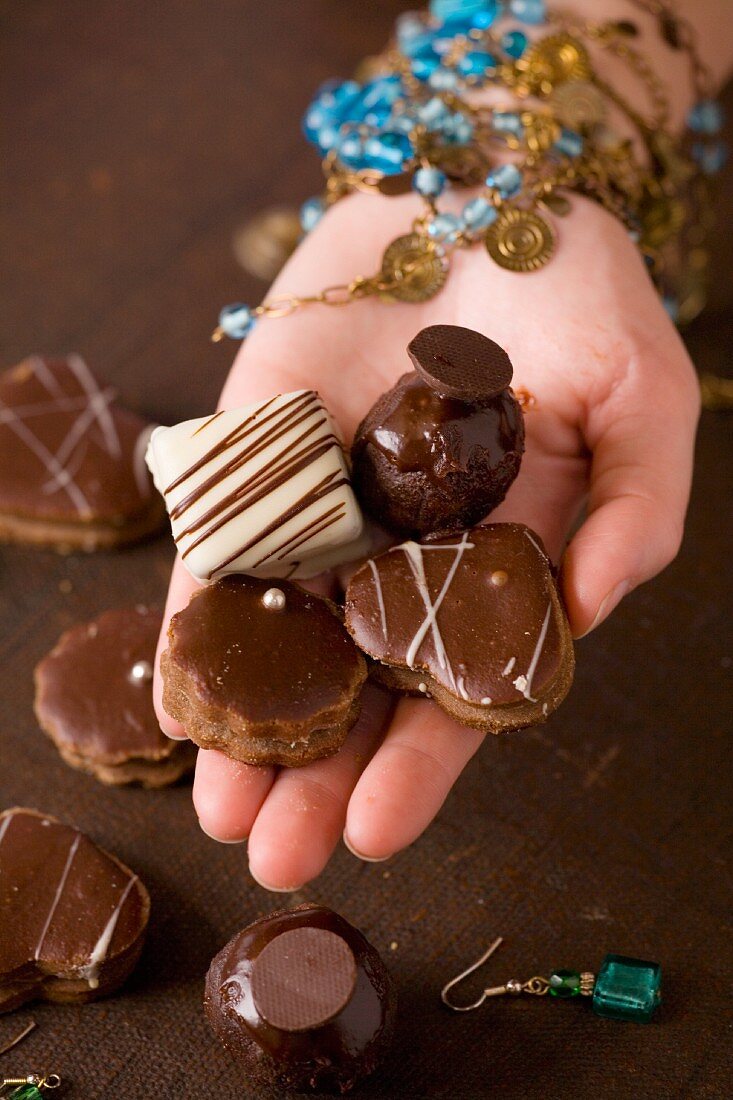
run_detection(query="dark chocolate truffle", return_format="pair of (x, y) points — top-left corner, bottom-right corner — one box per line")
(351, 369), (524, 538)
(204, 904), (396, 1094)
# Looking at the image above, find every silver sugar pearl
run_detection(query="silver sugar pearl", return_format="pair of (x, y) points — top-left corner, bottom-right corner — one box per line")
(506, 978), (523, 995)
(128, 660), (153, 684)
(262, 587), (286, 612)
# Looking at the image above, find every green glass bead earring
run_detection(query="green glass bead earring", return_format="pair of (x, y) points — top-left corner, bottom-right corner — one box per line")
(0, 1022), (61, 1098)
(441, 937), (661, 1024)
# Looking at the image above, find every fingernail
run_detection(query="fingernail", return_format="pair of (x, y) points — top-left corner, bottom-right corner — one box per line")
(161, 723), (189, 741)
(343, 831), (391, 863)
(577, 579), (631, 639)
(249, 867), (301, 893)
(198, 819), (247, 844)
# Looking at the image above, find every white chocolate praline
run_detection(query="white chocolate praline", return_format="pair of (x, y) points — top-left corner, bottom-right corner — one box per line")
(262, 587), (286, 611)
(145, 391), (365, 583)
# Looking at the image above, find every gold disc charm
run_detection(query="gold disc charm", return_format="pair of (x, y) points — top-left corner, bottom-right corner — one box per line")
(550, 80), (607, 131)
(485, 208), (555, 273)
(521, 34), (592, 94)
(380, 233), (449, 302)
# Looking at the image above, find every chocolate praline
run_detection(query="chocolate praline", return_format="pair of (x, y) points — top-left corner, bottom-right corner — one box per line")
(351, 371), (524, 538)
(204, 904), (396, 1094)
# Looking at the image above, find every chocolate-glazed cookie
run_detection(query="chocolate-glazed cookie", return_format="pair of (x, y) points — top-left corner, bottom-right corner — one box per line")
(162, 576), (367, 767)
(0, 355), (165, 550)
(345, 523), (574, 732)
(34, 606), (196, 787)
(351, 327), (524, 538)
(204, 904), (396, 1094)
(0, 808), (149, 1013)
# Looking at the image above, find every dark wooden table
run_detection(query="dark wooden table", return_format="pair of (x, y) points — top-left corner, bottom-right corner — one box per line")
(2, 3), (731, 1097)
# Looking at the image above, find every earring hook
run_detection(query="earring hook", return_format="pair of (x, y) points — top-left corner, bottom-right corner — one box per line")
(0, 1022), (36, 1057)
(441, 937), (510, 1011)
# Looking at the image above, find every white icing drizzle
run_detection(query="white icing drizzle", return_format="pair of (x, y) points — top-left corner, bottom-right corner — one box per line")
(35, 833), (80, 960)
(523, 528), (547, 560)
(0, 811), (14, 847)
(456, 674), (470, 701)
(515, 602), (552, 702)
(0, 356), (128, 516)
(77, 875), (138, 988)
(368, 559), (388, 640)
(502, 657), (516, 677)
(400, 533), (472, 692)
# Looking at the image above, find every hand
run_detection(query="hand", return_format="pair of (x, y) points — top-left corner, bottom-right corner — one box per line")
(154, 188), (699, 889)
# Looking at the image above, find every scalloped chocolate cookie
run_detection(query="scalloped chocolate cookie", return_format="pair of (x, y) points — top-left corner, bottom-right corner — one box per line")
(0, 808), (149, 1013)
(161, 575), (367, 767)
(34, 606), (196, 787)
(345, 523), (574, 732)
(0, 355), (164, 550)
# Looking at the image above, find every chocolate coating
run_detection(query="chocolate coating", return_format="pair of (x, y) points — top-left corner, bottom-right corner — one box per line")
(204, 905), (396, 1094)
(352, 372), (524, 537)
(345, 523), (575, 733)
(162, 575), (367, 766)
(0, 808), (149, 1013)
(408, 324), (513, 401)
(34, 606), (195, 786)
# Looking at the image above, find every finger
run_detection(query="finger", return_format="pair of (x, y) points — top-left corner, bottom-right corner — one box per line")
(193, 749), (275, 843)
(154, 556), (201, 738)
(247, 684), (394, 891)
(563, 353), (700, 637)
(344, 698), (485, 861)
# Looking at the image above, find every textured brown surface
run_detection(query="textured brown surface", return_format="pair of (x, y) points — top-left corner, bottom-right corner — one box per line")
(1, 2), (731, 1098)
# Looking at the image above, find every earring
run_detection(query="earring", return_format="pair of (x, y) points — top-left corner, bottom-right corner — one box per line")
(441, 937), (661, 1023)
(0, 1022), (61, 1097)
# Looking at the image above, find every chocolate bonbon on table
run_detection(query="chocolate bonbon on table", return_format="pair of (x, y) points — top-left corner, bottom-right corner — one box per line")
(161, 575), (367, 766)
(0, 355), (164, 551)
(345, 523), (574, 732)
(0, 808), (149, 1013)
(351, 325), (524, 538)
(204, 904), (396, 1094)
(34, 606), (196, 787)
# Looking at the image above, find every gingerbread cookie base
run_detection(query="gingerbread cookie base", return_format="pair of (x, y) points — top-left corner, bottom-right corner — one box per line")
(162, 576), (367, 768)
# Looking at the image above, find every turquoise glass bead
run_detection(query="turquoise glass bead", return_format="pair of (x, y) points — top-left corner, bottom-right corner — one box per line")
(462, 196), (497, 229)
(509, 0), (546, 24)
(439, 2), (501, 35)
(412, 56), (441, 82)
(493, 110), (522, 137)
(336, 126), (366, 169)
(687, 99), (724, 134)
(549, 969), (581, 998)
(418, 96), (452, 128)
(444, 115), (475, 144)
(555, 128), (584, 157)
(592, 954), (661, 1023)
(456, 51), (498, 81)
(692, 140), (728, 175)
(427, 212), (462, 242)
(430, 0), (488, 19)
(413, 166), (447, 198)
(429, 67), (460, 91)
(663, 296), (680, 322)
(219, 303), (255, 340)
(486, 162), (522, 197)
(363, 130), (413, 174)
(300, 196), (325, 233)
(502, 29), (528, 58)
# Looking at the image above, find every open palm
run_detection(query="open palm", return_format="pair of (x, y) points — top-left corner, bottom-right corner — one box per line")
(154, 187), (699, 890)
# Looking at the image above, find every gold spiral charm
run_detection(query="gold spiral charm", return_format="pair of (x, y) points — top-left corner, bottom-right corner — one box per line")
(550, 80), (607, 131)
(380, 233), (449, 303)
(485, 208), (555, 273)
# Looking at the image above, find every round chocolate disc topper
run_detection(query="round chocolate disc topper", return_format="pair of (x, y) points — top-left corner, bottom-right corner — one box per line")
(407, 324), (513, 402)
(250, 927), (358, 1032)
